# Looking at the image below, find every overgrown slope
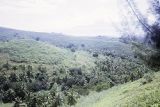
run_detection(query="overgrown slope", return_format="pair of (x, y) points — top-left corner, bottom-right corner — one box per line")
(0, 31), (154, 107)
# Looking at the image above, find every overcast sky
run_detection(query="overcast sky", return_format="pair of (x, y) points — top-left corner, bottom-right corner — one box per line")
(0, 0), (152, 37)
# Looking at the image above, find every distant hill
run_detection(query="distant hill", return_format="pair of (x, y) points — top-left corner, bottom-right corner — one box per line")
(0, 27), (133, 58)
(0, 27), (113, 45)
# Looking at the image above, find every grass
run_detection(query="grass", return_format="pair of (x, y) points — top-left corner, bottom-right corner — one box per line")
(0, 103), (13, 107)
(75, 71), (160, 107)
(0, 39), (95, 72)
(0, 39), (68, 64)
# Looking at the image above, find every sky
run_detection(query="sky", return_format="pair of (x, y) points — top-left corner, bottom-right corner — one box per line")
(0, 0), (153, 37)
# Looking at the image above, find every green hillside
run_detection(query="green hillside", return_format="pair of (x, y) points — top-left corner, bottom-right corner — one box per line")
(0, 39), (67, 64)
(75, 72), (160, 107)
(0, 0), (160, 105)
(0, 39), (154, 107)
(0, 33), (157, 107)
(0, 39), (95, 72)
(0, 27), (134, 59)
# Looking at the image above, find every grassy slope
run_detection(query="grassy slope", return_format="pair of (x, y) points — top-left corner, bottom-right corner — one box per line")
(75, 72), (160, 107)
(0, 104), (13, 107)
(0, 39), (65, 64)
(0, 39), (95, 73)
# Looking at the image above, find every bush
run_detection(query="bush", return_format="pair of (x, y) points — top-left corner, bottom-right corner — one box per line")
(75, 88), (89, 96)
(0, 75), (7, 84)
(27, 80), (49, 92)
(27, 94), (38, 107)
(3, 62), (11, 70)
(71, 48), (76, 52)
(9, 73), (18, 82)
(141, 73), (154, 85)
(93, 53), (98, 57)
(69, 68), (82, 76)
(81, 44), (85, 47)
(94, 82), (111, 92)
(2, 89), (16, 103)
(38, 65), (47, 73)
(67, 91), (77, 106)
(35, 37), (40, 41)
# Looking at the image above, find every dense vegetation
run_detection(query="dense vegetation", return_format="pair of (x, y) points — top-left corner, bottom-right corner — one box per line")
(1, 1), (160, 105)
(0, 35), (153, 107)
(1, 0), (160, 106)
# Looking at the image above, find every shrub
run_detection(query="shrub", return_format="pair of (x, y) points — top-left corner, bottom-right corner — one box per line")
(93, 53), (98, 57)
(2, 81), (10, 91)
(9, 73), (18, 82)
(0, 75), (7, 85)
(71, 48), (76, 52)
(2, 89), (16, 103)
(53, 93), (64, 107)
(81, 44), (85, 47)
(27, 94), (38, 107)
(67, 91), (77, 106)
(74, 87), (89, 96)
(94, 82), (111, 92)
(35, 37), (40, 41)
(141, 73), (154, 85)
(28, 80), (48, 92)
(38, 65), (47, 73)
(66, 43), (75, 49)
(69, 68), (82, 76)
(12, 66), (18, 71)
(3, 62), (11, 70)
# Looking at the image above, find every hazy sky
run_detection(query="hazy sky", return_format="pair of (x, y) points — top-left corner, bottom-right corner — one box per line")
(0, 0), (152, 37)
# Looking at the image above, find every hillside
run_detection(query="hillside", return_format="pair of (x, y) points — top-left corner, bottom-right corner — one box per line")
(0, 0), (160, 106)
(1, 71), (159, 107)
(0, 27), (157, 107)
(0, 27), (133, 58)
(75, 71), (160, 107)
(0, 39), (95, 72)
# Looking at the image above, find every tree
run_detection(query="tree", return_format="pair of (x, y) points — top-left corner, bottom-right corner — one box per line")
(122, 0), (160, 68)
(93, 53), (98, 57)
(9, 73), (18, 82)
(3, 61), (11, 70)
(67, 90), (77, 106)
(81, 44), (85, 47)
(116, 0), (143, 42)
(2, 89), (16, 103)
(124, 0), (160, 48)
(35, 37), (40, 41)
